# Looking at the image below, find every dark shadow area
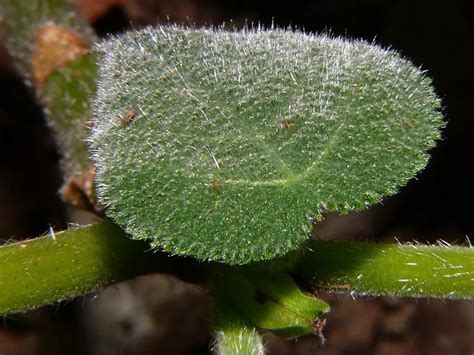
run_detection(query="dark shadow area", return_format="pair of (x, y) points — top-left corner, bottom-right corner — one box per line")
(0, 45), (64, 239)
(92, 5), (131, 37)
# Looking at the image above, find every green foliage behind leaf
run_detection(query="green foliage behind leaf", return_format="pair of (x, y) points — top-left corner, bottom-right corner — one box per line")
(0, 0), (94, 85)
(91, 26), (443, 264)
(42, 55), (97, 176)
(1, 0), (97, 179)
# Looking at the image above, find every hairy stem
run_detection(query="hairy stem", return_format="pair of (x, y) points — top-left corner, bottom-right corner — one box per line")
(295, 240), (474, 299)
(212, 293), (265, 355)
(0, 220), (201, 315)
(214, 325), (265, 355)
(1, 228), (472, 316)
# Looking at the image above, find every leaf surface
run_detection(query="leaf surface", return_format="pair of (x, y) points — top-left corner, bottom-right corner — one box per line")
(91, 26), (442, 264)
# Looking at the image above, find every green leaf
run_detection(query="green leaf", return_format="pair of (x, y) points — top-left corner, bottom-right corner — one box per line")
(91, 26), (443, 264)
(211, 269), (329, 338)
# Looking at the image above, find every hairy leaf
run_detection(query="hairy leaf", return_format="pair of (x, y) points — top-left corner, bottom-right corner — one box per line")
(91, 26), (443, 264)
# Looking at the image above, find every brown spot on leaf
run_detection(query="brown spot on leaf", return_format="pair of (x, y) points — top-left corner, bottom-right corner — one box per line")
(31, 24), (88, 88)
(211, 182), (221, 190)
(283, 118), (293, 129)
(122, 106), (138, 125)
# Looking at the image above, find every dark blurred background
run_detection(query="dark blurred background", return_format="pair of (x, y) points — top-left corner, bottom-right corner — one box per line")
(0, 0), (473, 354)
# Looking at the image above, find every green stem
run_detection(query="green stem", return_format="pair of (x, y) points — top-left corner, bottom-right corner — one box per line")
(41, 55), (97, 178)
(213, 291), (265, 355)
(214, 325), (265, 355)
(2, 229), (472, 316)
(295, 240), (474, 299)
(0, 220), (200, 315)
